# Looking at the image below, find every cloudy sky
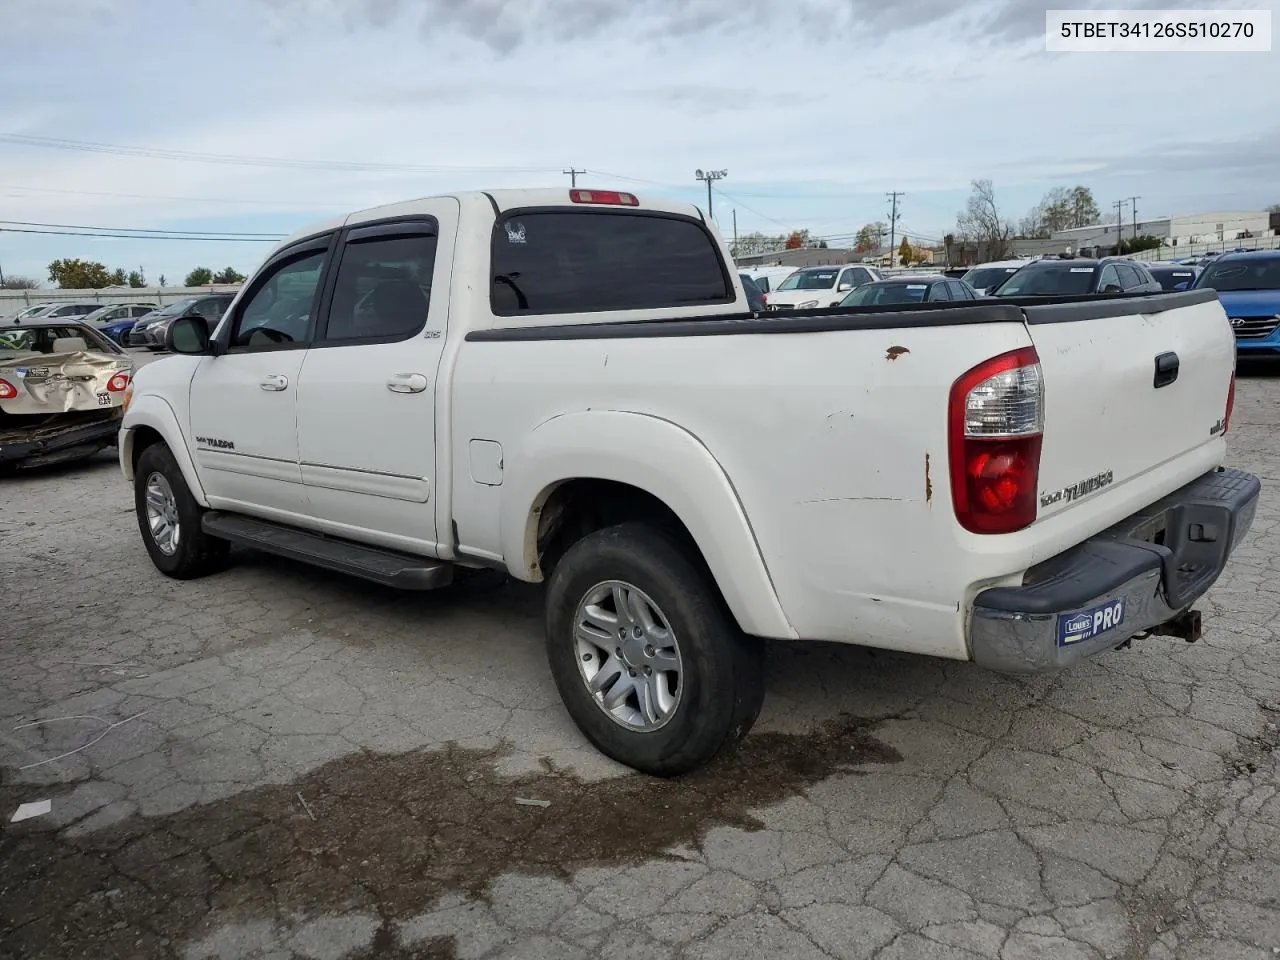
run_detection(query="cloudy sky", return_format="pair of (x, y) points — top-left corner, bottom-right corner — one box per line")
(2, 0), (1277, 285)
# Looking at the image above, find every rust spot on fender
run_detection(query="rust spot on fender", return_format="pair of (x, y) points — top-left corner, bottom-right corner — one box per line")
(886, 346), (910, 361)
(925, 453), (933, 505)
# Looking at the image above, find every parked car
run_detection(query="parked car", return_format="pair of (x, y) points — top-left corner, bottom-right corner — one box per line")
(960, 260), (1029, 296)
(128, 295), (234, 350)
(738, 273), (766, 311)
(9, 301), (105, 322)
(1193, 250), (1280, 356)
(767, 264), (882, 309)
(83, 302), (158, 326)
(0, 303), (54, 322)
(991, 256), (1163, 296)
(0, 319), (134, 469)
(836, 275), (982, 305)
(1146, 264), (1201, 291)
(121, 187), (1255, 776)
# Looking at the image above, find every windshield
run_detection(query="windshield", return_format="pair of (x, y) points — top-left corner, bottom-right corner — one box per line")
(1197, 259), (1280, 292)
(993, 264), (1097, 296)
(962, 267), (1020, 290)
(144, 298), (198, 321)
(840, 282), (930, 306)
(13, 305), (49, 320)
(777, 269), (839, 291)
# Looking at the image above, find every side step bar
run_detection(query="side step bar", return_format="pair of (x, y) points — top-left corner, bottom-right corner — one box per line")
(201, 511), (454, 591)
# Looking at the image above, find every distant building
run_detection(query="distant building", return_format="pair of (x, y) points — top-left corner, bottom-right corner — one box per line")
(1025, 210), (1278, 257)
(734, 247), (862, 269)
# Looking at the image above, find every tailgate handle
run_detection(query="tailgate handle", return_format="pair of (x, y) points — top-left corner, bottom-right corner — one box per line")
(1153, 352), (1179, 388)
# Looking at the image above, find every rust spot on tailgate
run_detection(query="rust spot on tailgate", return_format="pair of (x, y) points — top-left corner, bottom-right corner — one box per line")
(925, 453), (933, 505)
(885, 346), (910, 361)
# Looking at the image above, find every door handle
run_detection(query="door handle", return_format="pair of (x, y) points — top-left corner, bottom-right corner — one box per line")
(386, 373), (428, 394)
(259, 374), (289, 391)
(1153, 352), (1179, 388)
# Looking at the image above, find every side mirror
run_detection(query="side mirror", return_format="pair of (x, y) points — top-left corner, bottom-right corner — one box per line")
(837, 283), (853, 292)
(1101, 283), (1123, 294)
(167, 315), (211, 355)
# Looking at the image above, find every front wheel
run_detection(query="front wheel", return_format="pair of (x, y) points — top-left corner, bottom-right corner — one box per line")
(134, 443), (229, 578)
(545, 522), (764, 776)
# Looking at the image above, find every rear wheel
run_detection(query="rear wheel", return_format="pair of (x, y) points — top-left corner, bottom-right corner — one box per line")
(134, 443), (229, 578)
(545, 522), (764, 776)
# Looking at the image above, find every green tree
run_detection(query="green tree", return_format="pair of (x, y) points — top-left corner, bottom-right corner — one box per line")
(898, 235), (912, 266)
(48, 258), (115, 289)
(158, 274), (167, 287)
(212, 267), (246, 284)
(1118, 234), (1163, 255)
(127, 270), (146, 288)
(185, 267), (213, 287)
(109, 268), (127, 286)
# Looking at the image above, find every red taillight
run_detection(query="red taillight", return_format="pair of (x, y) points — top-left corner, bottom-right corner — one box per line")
(0, 378), (16, 400)
(948, 347), (1044, 534)
(569, 190), (639, 206)
(107, 373), (130, 392)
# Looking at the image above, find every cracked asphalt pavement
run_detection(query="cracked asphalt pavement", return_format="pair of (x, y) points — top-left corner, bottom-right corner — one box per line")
(2, 363), (1278, 960)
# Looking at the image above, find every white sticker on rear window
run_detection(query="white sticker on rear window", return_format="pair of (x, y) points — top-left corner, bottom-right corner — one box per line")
(1172, 272), (1191, 276)
(1070, 267), (1093, 273)
(907, 284), (926, 289)
(504, 222), (527, 244)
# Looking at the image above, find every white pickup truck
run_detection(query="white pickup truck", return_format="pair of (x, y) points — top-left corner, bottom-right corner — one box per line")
(120, 188), (1260, 776)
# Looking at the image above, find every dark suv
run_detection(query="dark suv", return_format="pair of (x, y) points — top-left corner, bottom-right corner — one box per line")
(128, 295), (234, 350)
(991, 256), (1163, 297)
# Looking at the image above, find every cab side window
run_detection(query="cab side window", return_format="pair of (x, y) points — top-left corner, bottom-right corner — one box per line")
(228, 249), (328, 351)
(322, 230), (438, 343)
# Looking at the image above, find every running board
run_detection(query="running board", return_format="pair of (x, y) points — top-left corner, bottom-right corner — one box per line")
(201, 511), (454, 591)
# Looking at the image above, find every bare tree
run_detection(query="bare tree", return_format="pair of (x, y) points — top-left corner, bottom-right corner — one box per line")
(2, 275), (41, 290)
(957, 179), (1012, 261)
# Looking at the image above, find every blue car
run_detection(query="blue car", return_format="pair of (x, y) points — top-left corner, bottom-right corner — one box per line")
(1193, 251), (1280, 355)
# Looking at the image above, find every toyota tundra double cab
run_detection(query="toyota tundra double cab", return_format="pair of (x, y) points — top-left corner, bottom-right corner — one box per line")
(119, 188), (1259, 775)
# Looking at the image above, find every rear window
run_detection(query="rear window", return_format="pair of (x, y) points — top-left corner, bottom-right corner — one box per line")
(1151, 269), (1195, 291)
(994, 264), (1098, 297)
(490, 210), (729, 315)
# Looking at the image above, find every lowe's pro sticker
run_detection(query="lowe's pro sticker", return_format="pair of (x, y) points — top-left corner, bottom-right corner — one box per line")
(1057, 599), (1126, 647)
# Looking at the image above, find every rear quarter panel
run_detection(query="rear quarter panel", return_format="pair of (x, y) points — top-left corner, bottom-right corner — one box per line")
(451, 317), (1036, 658)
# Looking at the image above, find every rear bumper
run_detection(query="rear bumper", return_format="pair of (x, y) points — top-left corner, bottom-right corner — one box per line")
(0, 415), (122, 466)
(969, 467), (1261, 673)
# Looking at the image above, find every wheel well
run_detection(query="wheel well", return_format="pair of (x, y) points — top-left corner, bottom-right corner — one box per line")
(534, 479), (708, 582)
(129, 426), (165, 473)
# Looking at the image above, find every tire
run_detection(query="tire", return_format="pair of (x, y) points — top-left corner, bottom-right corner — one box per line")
(545, 522), (765, 776)
(134, 443), (229, 579)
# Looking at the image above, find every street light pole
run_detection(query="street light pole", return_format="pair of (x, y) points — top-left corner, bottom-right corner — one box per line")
(695, 168), (727, 222)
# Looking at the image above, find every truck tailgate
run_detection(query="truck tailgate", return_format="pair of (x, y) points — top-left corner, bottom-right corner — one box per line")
(1023, 290), (1234, 521)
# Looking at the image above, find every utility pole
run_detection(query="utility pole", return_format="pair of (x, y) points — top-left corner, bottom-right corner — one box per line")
(1126, 195), (1141, 243)
(1113, 199), (1129, 250)
(732, 209), (738, 253)
(695, 168), (727, 222)
(886, 191), (904, 265)
(563, 168), (586, 188)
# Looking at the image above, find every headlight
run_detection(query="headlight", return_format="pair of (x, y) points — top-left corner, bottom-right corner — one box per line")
(798, 300), (819, 309)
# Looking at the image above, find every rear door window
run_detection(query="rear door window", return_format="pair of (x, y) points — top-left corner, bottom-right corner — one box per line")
(490, 211), (730, 315)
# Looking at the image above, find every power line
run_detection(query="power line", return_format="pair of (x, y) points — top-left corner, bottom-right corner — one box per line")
(0, 219), (285, 237)
(0, 226), (281, 241)
(0, 133), (562, 175)
(0, 182), (350, 208)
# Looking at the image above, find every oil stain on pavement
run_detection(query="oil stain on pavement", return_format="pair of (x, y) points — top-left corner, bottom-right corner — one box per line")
(0, 716), (900, 959)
